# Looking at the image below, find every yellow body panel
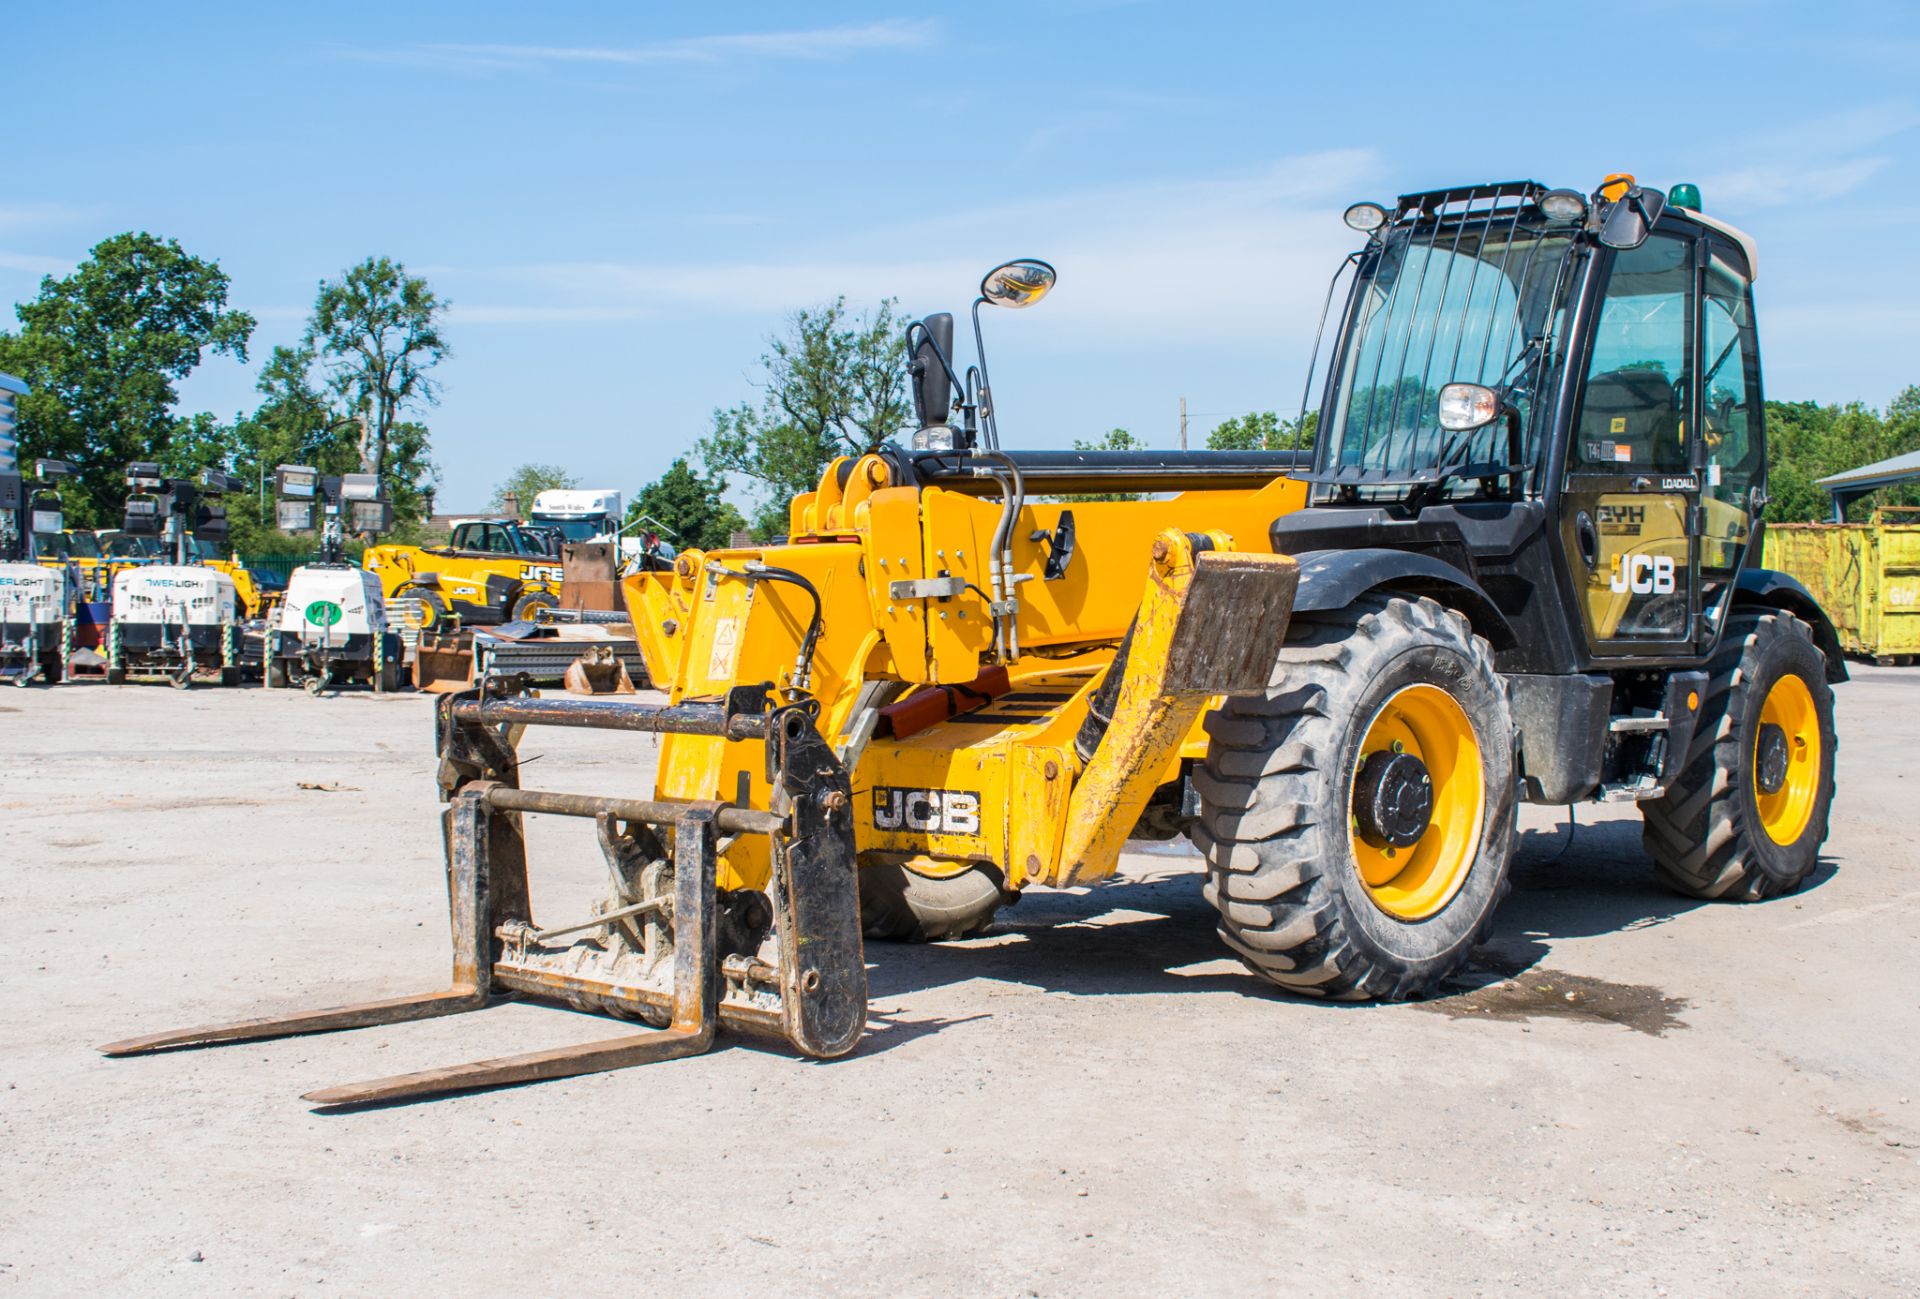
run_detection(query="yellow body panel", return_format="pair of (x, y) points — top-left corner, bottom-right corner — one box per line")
(362, 543), (564, 616)
(623, 455), (1310, 894)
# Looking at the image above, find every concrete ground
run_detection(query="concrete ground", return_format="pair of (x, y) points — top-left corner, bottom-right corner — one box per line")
(1, 669), (1915, 1297)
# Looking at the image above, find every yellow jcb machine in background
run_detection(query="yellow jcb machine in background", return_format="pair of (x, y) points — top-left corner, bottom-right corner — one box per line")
(363, 518), (564, 632)
(109, 179), (1846, 1104)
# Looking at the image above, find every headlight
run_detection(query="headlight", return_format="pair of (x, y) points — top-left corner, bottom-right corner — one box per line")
(1437, 383), (1502, 432)
(1537, 188), (1588, 222)
(912, 426), (957, 452)
(1343, 202), (1389, 233)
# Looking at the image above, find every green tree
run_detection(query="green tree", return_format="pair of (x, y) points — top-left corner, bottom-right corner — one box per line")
(305, 257), (448, 490)
(491, 463), (577, 518)
(699, 297), (909, 537)
(1761, 392), (1920, 523)
(1206, 410), (1317, 451)
(630, 457), (749, 551)
(0, 232), (254, 523)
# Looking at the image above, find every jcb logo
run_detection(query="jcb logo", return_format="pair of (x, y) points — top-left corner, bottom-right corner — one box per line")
(873, 787), (981, 836)
(523, 564), (563, 583)
(1609, 554), (1676, 596)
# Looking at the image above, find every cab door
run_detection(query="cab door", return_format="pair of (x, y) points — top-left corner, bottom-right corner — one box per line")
(1560, 230), (1702, 655)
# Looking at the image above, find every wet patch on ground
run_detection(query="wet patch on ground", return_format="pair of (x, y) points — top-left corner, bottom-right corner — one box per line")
(1418, 953), (1689, 1036)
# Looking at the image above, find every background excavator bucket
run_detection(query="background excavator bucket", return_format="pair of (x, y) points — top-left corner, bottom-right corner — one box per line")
(562, 643), (636, 695)
(412, 629), (475, 693)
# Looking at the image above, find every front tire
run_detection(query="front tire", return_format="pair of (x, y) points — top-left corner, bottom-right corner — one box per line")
(1642, 610), (1837, 900)
(1193, 596), (1516, 1001)
(511, 591), (558, 623)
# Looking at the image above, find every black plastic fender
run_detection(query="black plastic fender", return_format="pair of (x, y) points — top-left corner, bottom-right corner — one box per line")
(1287, 548), (1517, 651)
(1733, 568), (1848, 682)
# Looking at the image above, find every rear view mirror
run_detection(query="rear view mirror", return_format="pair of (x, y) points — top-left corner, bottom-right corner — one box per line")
(1599, 186), (1667, 251)
(979, 259), (1057, 309)
(910, 313), (956, 428)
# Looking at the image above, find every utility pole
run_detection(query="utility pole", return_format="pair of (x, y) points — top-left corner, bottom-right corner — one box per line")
(1179, 396), (1188, 450)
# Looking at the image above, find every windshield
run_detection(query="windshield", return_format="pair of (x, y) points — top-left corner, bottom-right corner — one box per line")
(67, 531), (101, 558)
(104, 534), (160, 558)
(1317, 206), (1577, 492)
(533, 516), (607, 543)
(34, 532), (70, 559)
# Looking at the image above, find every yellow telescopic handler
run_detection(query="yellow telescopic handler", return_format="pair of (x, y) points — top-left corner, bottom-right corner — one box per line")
(107, 177), (1845, 1104)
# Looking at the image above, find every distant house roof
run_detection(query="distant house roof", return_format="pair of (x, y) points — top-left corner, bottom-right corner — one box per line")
(1817, 450), (1920, 495)
(0, 372), (28, 396)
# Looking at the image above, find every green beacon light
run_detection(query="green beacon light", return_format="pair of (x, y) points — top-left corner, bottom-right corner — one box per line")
(1670, 182), (1702, 212)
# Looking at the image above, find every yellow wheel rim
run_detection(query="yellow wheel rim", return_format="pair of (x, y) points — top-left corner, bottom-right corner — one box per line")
(1754, 672), (1821, 846)
(1350, 684), (1485, 921)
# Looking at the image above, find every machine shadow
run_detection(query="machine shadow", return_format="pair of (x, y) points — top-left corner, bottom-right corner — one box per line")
(859, 818), (1840, 1021)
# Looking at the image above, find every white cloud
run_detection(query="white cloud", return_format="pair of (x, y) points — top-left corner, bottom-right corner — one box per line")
(1702, 99), (1916, 208)
(0, 251), (70, 276)
(352, 19), (940, 72)
(438, 150), (1378, 350)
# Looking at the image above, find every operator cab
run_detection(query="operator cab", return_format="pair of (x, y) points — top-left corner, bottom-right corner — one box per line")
(1276, 176), (1793, 682)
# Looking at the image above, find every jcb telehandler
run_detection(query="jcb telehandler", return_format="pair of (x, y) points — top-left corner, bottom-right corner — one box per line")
(363, 518), (564, 632)
(108, 177), (1843, 1104)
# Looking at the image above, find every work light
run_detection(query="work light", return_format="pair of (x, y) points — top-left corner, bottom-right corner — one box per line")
(1343, 202), (1389, 233)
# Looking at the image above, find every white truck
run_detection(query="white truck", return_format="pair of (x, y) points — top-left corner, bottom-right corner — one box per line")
(264, 466), (402, 693)
(529, 488), (652, 564)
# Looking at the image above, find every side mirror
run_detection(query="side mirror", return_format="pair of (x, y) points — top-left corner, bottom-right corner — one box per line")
(1598, 186), (1667, 251)
(910, 312), (956, 428)
(979, 259), (1057, 309)
(33, 459), (73, 481)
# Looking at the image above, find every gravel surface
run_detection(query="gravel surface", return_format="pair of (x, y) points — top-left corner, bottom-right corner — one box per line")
(2, 670), (1915, 1296)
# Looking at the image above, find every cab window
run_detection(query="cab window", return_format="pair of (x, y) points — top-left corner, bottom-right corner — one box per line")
(1575, 234), (1695, 472)
(1701, 248), (1762, 576)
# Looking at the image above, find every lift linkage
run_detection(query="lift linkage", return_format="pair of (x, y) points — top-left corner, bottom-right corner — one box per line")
(100, 681), (867, 1105)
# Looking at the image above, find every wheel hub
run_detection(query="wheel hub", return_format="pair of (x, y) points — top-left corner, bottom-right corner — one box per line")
(1353, 749), (1434, 849)
(1754, 722), (1790, 795)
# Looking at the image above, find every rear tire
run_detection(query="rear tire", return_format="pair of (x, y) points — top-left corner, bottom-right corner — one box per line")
(1192, 596), (1517, 1001)
(400, 584), (450, 632)
(859, 861), (1010, 941)
(377, 658), (401, 694)
(220, 666), (241, 688)
(1642, 610), (1837, 900)
(266, 658), (290, 690)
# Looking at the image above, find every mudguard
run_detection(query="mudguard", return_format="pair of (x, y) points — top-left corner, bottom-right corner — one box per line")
(1733, 567), (1848, 682)
(1287, 547), (1517, 650)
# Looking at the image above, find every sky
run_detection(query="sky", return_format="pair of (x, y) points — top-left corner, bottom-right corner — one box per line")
(6, 1), (1919, 512)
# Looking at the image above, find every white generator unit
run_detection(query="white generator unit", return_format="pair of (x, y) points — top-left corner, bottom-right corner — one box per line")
(0, 562), (71, 685)
(266, 564), (401, 693)
(107, 565), (240, 688)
